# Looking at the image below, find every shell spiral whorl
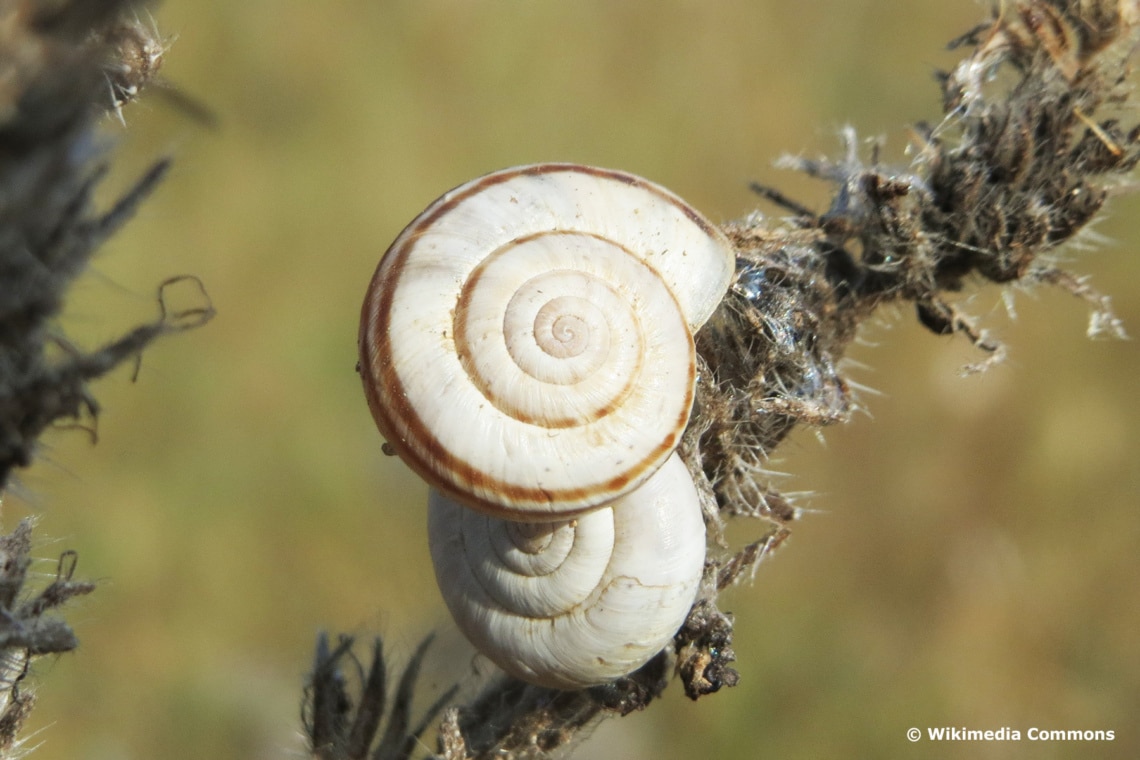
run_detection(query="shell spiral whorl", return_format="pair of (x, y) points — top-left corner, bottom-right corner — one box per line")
(428, 452), (707, 690)
(359, 164), (734, 519)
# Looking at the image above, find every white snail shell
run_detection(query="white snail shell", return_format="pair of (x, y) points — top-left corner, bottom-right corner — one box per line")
(428, 452), (706, 689)
(358, 163), (734, 520)
(360, 163), (731, 688)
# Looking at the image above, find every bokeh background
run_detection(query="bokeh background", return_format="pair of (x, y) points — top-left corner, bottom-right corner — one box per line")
(8, 1), (1139, 758)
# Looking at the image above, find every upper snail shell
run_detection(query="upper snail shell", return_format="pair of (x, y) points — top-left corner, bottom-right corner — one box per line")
(358, 163), (735, 520)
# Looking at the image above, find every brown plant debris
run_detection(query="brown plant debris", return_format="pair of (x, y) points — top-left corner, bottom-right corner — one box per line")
(443, 652), (672, 760)
(386, 2), (1140, 758)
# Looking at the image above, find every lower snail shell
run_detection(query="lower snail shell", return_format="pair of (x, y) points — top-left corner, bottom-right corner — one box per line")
(428, 452), (706, 690)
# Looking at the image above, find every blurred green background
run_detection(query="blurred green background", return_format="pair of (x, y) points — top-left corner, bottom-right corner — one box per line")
(9, 1), (1139, 758)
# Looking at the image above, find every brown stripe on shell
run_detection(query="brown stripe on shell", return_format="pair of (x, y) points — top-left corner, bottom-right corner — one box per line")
(358, 163), (706, 518)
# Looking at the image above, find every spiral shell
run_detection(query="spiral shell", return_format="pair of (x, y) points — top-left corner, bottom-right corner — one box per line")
(428, 452), (705, 689)
(359, 163), (734, 519)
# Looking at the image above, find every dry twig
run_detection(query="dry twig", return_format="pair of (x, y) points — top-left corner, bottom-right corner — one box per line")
(0, 1), (212, 751)
(314, 3), (1140, 758)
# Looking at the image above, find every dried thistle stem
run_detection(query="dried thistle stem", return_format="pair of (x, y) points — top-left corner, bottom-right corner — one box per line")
(323, 3), (1139, 758)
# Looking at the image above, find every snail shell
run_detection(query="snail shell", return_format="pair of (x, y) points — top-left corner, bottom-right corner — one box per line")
(359, 163), (734, 520)
(428, 451), (705, 690)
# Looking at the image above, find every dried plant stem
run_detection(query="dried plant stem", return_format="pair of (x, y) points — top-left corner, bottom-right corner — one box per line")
(307, 3), (1140, 759)
(0, 0), (212, 751)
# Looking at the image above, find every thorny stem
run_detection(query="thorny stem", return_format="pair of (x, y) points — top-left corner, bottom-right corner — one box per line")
(0, 0), (213, 751)
(0, 0), (214, 489)
(306, 2), (1140, 759)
